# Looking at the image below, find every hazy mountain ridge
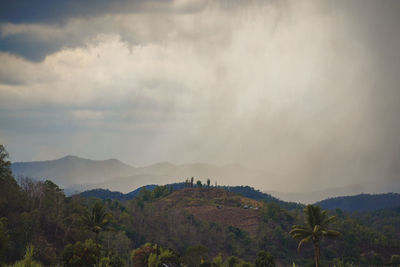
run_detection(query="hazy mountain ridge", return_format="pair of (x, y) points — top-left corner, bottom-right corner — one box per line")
(11, 155), (135, 187)
(266, 182), (400, 204)
(11, 156), (267, 194)
(11, 155), (400, 203)
(315, 193), (400, 212)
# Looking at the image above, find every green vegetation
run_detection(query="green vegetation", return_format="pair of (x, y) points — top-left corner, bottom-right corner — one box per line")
(7, 244), (43, 267)
(1, 145), (400, 266)
(290, 205), (340, 267)
(255, 251), (275, 267)
(82, 200), (113, 243)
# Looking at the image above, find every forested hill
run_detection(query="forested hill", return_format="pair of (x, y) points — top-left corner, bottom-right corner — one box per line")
(79, 183), (303, 209)
(79, 185), (158, 200)
(315, 193), (400, 212)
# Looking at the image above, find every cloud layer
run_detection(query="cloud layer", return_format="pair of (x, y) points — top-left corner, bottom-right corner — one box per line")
(1, 0), (400, 192)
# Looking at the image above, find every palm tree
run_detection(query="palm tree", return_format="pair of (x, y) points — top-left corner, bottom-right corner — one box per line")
(290, 205), (340, 267)
(82, 201), (113, 243)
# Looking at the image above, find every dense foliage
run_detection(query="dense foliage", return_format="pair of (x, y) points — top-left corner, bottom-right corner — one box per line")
(1, 145), (400, 266)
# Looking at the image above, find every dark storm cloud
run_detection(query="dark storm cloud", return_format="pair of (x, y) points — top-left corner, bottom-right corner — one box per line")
(0, 0), (146, 61)
(0, 32), (67, 62)
(0, 0), (173, 24)
(0, 0), (208, 61)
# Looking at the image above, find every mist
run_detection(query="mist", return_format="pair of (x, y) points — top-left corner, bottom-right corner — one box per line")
(1, 0), (400, 193)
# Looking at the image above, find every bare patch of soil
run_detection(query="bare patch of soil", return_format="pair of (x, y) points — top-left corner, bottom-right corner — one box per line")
(186, 205), (261, 236)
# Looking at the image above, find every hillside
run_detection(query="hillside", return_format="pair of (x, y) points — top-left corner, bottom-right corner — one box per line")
(315, 193), (400, 212)
(222, 186), (303, 210)
(79, 183), (303, 210)
(156, 188), (263, 235)
(125, 186), (302, 265)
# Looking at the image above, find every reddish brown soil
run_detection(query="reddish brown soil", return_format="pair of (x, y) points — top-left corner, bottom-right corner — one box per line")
(154, 188), (264, 236)
(186, 205), (261, 236)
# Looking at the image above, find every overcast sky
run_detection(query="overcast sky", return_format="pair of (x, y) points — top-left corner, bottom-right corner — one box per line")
(1, 0), (399, 192)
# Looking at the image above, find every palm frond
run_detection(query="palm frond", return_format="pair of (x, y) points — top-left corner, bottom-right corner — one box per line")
(297, 236), (312, 251)
(322, 230), (341, 238)
(291, 233), (309, 240)
(313, 225), (322, 235)
(322, 215), (337, 226)
(290, 228), (311, 236)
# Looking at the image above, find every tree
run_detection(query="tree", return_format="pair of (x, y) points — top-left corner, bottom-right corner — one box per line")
(132, 243), (181, 267)
(152, 185), (170, 199)
(255, 251), (275, 267)
(0, 145), (22, 216)
(0, 145), (12, 179)
(226, 255), (240, 267)
(8, 244), (43, 267)
(100, 231), (131, 264)
(290, 205), (340, 267)
(196, 180), (203, 188)
(82, 201), (113, 244)
(61, 239), (101, 267)
(212, 253), (223, 267)
(392, 255), (400, 266)
(0, 217), (9, 265)
(183, 245), (208, 267)
(191, 177), (194, 188)
(207, 179), (211, 188)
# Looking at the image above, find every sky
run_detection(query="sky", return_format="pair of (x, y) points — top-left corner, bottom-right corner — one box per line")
(1, 0), (400, 192)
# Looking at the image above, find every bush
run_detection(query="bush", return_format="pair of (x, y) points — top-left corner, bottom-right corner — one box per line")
(7, 244), (43, 267)
(392, 255), (400, 266)
(61, 239), (101, 267)
(255, 251), (275, 267)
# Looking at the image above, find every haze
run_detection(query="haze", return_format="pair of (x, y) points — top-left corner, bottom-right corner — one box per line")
(1, 0), (399, 193)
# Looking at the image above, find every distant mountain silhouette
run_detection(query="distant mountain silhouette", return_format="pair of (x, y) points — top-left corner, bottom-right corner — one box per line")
(12, 156), (270, 194)
(12, 155), (399, 203)
(315, 193), (400, 212)
(11, 155), (135, 188)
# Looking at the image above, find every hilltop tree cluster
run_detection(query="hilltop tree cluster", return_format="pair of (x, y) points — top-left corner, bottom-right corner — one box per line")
(184, 178), (213, 189)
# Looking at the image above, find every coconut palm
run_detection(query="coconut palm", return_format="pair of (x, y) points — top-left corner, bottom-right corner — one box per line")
(82, 201), (113, 243)
(290, 205), (340, 267)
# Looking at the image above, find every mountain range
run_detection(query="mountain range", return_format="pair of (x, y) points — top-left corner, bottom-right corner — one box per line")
(11, 155), (268, 195)
(11, 155), (400, 203)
